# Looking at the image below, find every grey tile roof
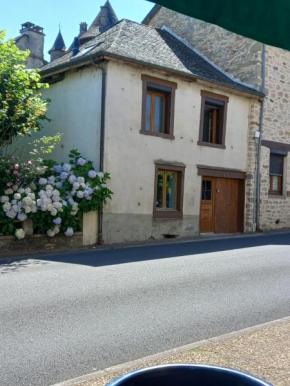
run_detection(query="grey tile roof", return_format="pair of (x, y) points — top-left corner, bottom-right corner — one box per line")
(49, 31), (66, 53)
(79, 0), (118, 44)
(40, 19), (262, 96)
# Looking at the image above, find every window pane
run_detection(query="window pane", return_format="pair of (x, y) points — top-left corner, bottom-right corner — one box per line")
(154, 96), (164, 133)
(272, 175), (279, 191)
(166, 172), (176, 209)
(203, 103), (221, 144)
(145, 94), (152, 131)
(156, 172), (164, 208)
(202, 180), (212, 200)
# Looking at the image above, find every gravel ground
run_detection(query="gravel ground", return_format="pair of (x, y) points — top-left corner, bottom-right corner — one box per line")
(77, 321), (290, 386)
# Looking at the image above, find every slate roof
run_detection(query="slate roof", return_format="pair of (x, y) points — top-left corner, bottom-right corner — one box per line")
(79, 0), (118, 44)
(40, 19), (262, 97)
(49, 31), (66, 53)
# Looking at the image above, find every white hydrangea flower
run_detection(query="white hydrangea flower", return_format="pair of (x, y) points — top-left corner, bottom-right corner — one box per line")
(50, 208), (57, 216)
(47, 176), (55, 184)
(64, 227), (74, 237)
(53, 202), (62, 209)
(24, 206), (32, 214)
(41, 204), (47, 211)
(13, 193), (21, 200)
(12, 185), (19, 191)
(47, 229), (55, 238)
(4, 188), (13, 195)
(60, 172), (69, 180)
(53, 217), (62, 225)
(97, 172), (104, 179)
(6, 210), (17, 219)
(39, 178), (48, 185)
(68, 175), (76, 184)
(77, 191), (84, 198)
(88, 170), (97, 178)
(77, 177), (85, 184)
(73, 182), (80, 190)
(63, 163), (71, 172)
(0, 196), (9, 204)
(47, 203), (53, 212)
(3, 202), (11, 212)
(24, 187), (31, 194)
(54, 225), (60, 234)
(17, 213), (27, 221)
(15, 229), (25, 240)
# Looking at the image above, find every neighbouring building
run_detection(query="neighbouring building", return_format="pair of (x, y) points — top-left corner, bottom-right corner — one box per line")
(38, 1), (262, 244)
(144, 5), (290, 232)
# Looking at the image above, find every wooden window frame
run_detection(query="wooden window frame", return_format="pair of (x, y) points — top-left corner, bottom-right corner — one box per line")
(146, 90), (167, 133)
(269, 175), (283, 196)
(153, 163), (185, 219)
(141, 75), (177, 140)
(269, 152), (285, 196)
(198, 90), (229, 149)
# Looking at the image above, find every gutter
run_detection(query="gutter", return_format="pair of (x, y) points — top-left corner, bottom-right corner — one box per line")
(90, 59), (107, 244)
(255, 44), (266, 231)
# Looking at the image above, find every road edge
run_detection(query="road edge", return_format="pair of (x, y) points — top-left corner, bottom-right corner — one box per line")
(51, 315), (290, 386)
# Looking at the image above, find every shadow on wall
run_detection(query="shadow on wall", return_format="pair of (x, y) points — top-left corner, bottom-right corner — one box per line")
(0, 233), (290, 274)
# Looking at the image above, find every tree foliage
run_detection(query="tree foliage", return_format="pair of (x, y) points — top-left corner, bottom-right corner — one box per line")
(0, 30), (49, 147)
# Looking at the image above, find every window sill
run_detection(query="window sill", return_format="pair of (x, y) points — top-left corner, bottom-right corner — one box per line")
(140, 130), (174, 140)
(153, 210), (183, 219)
(197, 141), (226, 149)
(268, 194), (286, 199)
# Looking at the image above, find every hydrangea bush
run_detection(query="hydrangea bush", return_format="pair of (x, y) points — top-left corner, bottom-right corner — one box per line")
(0, 150), (113, 239)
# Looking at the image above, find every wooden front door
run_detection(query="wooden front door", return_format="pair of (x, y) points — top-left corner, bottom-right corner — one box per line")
(200, 177), (244, 234)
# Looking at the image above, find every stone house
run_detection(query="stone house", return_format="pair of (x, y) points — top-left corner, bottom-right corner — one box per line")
(38, 1), (262, 244)
(144, 5), (290, 232)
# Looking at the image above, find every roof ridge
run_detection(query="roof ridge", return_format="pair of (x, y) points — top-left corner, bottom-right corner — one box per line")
(161, 26), (259, 92)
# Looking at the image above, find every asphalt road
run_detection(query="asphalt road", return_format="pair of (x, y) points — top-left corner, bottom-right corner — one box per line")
(1, 233), (290, 386)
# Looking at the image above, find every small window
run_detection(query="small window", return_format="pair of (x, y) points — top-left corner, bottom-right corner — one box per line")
(141, 75), (177, 139)
(269, 153), (284, 195)
(202, 180), (212, 201)
(154, 164), (185, 218)
(198, 91), (228, 148)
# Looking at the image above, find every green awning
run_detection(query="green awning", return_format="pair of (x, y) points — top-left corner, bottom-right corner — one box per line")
(148, 0), (290, 51)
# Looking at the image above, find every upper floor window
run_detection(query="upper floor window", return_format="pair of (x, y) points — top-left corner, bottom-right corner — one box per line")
(198, 91), (229, 149)
(141, 75), (177, 139)
(269, 151), (285, 196)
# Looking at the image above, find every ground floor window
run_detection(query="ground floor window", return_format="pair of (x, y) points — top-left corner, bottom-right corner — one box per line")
(269, 152), (285, 196)
(154, 164), (185, 218)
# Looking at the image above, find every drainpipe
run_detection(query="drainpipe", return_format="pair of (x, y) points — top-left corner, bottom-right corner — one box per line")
(91, 59), (107, 244)
(255, 44), (266, 231)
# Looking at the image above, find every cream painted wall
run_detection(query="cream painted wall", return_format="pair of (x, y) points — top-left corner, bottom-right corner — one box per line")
(40, 67), (102, 169)
(104, 61), (250, 219)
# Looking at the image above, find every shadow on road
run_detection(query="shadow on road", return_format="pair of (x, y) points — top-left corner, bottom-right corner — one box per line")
(1, 233), (290, 274)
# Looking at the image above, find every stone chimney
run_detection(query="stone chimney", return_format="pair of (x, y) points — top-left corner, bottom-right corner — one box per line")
(16, 22), (45, 68)
(79, 22), (88, 37)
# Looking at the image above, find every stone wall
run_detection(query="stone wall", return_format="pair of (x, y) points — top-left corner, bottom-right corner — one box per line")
(258, 46), (290, 230)
(146, 7), (262, 88)
(244, 99), (261, 232)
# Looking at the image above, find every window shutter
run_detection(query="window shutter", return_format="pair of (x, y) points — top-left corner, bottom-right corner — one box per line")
(270, 154), (283, 175)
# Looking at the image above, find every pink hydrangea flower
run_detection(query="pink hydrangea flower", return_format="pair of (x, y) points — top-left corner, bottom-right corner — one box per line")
(6, 182), (13, 187)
